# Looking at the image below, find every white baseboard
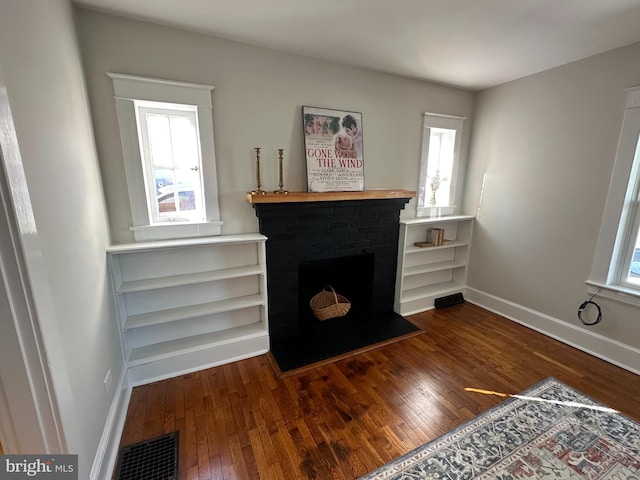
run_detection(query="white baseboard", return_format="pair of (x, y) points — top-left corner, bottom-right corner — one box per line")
(90, 369), (132, 480)
(464, 287), (640, 376)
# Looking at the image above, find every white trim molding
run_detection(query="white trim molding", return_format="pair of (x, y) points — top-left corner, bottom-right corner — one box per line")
(108, 73), (222, 241)
(585, 280), (640, 307)
(588, 85), (640, 294)
(417, 113), (466, 218)
(464, 287), (640, 376)
(89, 371), (131, 480)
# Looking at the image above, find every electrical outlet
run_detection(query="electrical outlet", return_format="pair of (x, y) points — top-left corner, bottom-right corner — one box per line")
(104, 369), (112, 393)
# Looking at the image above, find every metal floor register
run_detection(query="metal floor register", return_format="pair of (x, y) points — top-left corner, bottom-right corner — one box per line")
(114, 431), (178, 480)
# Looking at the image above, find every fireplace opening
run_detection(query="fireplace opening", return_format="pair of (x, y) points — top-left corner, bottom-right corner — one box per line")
(268, 248), (417, 372)
(298, 253), (374, 326)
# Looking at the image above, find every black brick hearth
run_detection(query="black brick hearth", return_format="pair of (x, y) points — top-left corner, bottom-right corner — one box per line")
(251, 195), (417, 371)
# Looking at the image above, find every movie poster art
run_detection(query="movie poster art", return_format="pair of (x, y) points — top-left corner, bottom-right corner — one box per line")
(302, 106), (364, 192)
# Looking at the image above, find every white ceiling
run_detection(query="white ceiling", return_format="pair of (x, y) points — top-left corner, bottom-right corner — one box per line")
(73, 0), (640, 90)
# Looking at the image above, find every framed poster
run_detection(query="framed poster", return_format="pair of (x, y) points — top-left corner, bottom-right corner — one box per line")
(302, 106), (364, 192)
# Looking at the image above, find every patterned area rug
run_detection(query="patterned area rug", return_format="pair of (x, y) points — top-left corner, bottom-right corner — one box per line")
(359, 377), (640, 479)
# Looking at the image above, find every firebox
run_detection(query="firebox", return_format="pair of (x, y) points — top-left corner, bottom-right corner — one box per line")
(249, 190), (418, 371)
(299, 253), (374, 324)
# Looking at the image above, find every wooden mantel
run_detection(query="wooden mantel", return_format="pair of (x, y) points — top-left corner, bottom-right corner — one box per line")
(246, 189), (415, 204)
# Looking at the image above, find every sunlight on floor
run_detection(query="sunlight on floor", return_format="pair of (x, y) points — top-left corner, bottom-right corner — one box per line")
(465, 387), (619, 413)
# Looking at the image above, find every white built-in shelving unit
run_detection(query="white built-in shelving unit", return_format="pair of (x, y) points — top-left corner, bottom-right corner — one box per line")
(395, 215), (474, 315)
(107, 234), (269, 385)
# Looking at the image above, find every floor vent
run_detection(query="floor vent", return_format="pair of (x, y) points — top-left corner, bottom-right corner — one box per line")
(114, 431), (178, 480)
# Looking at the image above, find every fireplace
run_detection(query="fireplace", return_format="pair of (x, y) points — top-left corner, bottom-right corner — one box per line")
(249, 190), (418, 371)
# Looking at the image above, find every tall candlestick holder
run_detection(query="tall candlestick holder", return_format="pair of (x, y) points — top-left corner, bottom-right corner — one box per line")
(273, 148), (289, 194)
(250, 147), (267, 195)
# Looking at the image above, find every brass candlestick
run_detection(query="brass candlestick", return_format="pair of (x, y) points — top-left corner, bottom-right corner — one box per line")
(274, 148), (289, 194)
(250, 147), (267, 195)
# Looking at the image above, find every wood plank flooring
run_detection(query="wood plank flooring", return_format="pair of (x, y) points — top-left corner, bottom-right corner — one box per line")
(117, 303), (640, 479)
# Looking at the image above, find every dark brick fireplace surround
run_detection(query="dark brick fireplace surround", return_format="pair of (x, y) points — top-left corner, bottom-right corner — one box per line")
(249, 190), (418, 371)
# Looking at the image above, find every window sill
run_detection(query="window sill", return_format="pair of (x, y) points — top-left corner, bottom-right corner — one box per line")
(417, 205), (456, 218)
(130, 221), (223, 242)
(585, 280), (640, 307)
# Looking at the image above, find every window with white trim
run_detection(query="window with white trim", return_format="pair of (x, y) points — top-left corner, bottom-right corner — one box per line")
(136, 102), (204, 224)
(589, 86), (640, 302)
(109, 73), (222, 241)
(417, 113), (465, 217)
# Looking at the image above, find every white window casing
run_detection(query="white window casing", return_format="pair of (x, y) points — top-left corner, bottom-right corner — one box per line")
(588, 85), (640, 305)
(108, 73), (222, 241)
(136, 103), (205, 224)
(417, 112), (465, 218)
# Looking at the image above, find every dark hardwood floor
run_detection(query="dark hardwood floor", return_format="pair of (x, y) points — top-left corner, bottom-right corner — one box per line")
(117, 303), (640, 479)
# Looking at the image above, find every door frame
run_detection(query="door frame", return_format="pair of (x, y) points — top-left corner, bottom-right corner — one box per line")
(0, 70), (65, 453)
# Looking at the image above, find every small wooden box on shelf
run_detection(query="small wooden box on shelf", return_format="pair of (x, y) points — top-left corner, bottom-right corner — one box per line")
(395, 215), (474, 315)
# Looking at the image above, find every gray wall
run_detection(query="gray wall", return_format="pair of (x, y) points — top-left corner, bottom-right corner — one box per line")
(75, 9), (476, 243)
(465, 42), (640, 358)
(0, 0), (124, 476)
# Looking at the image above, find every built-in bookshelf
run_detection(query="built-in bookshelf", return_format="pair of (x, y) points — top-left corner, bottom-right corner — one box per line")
(395, 215), (474, 315)
(107, 234), (269, 385)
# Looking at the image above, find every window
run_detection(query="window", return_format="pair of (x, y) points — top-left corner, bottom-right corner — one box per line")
(589, 86), (640, 303)
(109, 73), (222, 241)
(417, 113), (465, 217)
(136, 102), (204, 224)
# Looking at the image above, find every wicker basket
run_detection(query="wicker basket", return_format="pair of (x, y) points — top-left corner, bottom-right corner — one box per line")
(310, 285), (351, 321)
